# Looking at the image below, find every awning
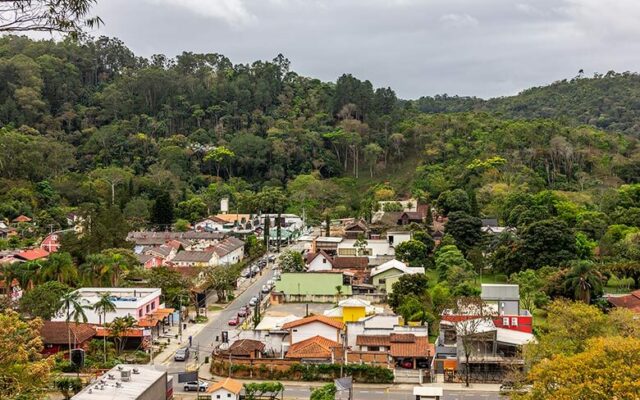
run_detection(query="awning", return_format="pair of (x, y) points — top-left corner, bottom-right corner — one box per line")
(137, 317), (159, 327)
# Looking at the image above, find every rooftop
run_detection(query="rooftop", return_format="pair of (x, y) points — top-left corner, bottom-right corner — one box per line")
(171, 250), (216, 263)
(71, 364), (166, 400)
(207, 377), (243, 395)
(282, 314), (345, 330)
(274, 272), (352, 296)
(607, 290), (640, 313)
(286, 335), (341, 359)
(480, 284), (520, 301)
(72, 288), (161, 309)
(370, 259), (423, 277)
(40, 321), (96, 345)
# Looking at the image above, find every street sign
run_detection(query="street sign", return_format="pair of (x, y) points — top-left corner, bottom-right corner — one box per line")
(177, 371), (198, 383)
(334, 376), (352, 391)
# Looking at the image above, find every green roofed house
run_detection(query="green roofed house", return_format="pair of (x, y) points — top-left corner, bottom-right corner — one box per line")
(274, 272), (352, 303)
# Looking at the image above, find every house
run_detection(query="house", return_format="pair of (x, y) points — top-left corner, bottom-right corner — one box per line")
(355, 333), (434, 369)
(370, 259), (425, 294)
(14, 248), (49, 262)
(40, 321), (96, 355)
(480, 218), (514, 235)
(212, 237), (245, 265)
(128, 231), (225, 253)
(305, 250), (334, 272)
(0, 227), (17, 239)
(282, 314), (345, 344)
(285, 335), (342, 362)
(337, 239), (394, 261)
(195, 216), (229, 232)
(52, 288), (163, 325)
(71, 364), (170, 400)
(206, 377), (243, 400)
(136, 253), (164, 269)
(480, 284), (533, 333)
(259, 214), (304, 230)
(171, 250), (217, 267)
(323, 298), (384, 323)
(345, 314), (429, 348)
(343, 220), (369, 239)
(607, 289), (640, 313)
(310, 236), (343, 255)
(273, 272), (352, 303)
(222, 339), (265, 359)
(12, 215), (32, 223)
(386, 231), (412, 247)
(40, 233), (61, 253)
(237, 313), (300, 355)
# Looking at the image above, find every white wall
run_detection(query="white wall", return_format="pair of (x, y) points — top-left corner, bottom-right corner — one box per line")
(210, 388), (238, 400)
(290, 321), (340, 344)
(195, 219), (226, 232)
(307, 254), (332, 271)
(218, 247), (244, 265)
(387, 232), (412, 247)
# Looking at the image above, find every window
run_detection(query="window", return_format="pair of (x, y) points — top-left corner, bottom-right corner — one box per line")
(216, 395), (220, 399)
(511, 317), (518, 326)
(502, 317), (509, 326)
(227, 394), (231, 398)
(378, 279), (386, 284)
(368, 346), (380, 351)
(139, 310), (143, 317)
(151, 302), (155, 310)
(322, 258), (326, 264)
(146, 304), (150, 313)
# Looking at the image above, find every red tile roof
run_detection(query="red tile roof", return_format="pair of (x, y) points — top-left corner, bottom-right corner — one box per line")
(389, 336), (433, 358)
(390, 333), (416, 343)
(40, 321), (96, 345)
(224, 339), (265, 356)
(207, 377), (243, 394)
(332, 257), (369, 269)
(282, 314), (345, 330)
(12, 215), (32, 223)
(15, 248), (49, 261)
(356, 335), (391, 347)
(286, 335), (341, 359)
(607, 290), (640, 313)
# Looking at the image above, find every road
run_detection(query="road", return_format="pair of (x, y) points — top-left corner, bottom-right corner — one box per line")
(284, 387), (502, 400)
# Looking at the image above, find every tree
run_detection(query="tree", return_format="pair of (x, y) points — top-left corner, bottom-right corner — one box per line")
(174, 218), (190, 232)
(387, 273), (429, 311)
(109, 315), (136, 355)
(176, 197), (207, 222)
(435, 244), (473, 281)
(61, 290), (88, 354)
(90, 166), (133, 205)
(310, 383), (336, 400)
(450, 296), (497, 387)
(54, 376), (83, 400)
(518, 337), (640, 400)
(363, 142), (383, 177)
(354, 234), (368, 257)
(395, 240), (429, 268)
(244, 382), (285, 400)
(145, 266), (189, 309)
(278, 250), (305, 273)
(204, 146), (235, 178)
(203, 264), (242, 303)
(412, 230), (435, 253)
(563, 261), (604, 303)
(444, 211), (482, 254)
(520, 219), (578, 269)
(508, 270), (549, 312)
(93, 292), (116, 363)
(437, 189), (471, 215)
(19, 281), (70, 319)
(0, 0), (101, 37)
(38, 251), (77, 285)
(151, 191), (174, 228)
(0, 311), (53, 399)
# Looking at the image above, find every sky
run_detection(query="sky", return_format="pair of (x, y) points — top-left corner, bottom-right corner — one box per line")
(84, 0), (640, 99)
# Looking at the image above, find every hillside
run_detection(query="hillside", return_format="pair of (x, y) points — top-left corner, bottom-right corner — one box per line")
(411, 72), (640, 135)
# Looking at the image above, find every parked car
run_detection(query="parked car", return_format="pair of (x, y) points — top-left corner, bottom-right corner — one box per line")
(398, 359), (414, 369)
(261, 284), (271, 294)
(249, 296), (259, 306)
(250, 265), (260, 274)
(184, 380), (209, 392)
(228, 316), (240, 326)
(241, 269), (251, 278)
(237, 307), (248, 317)
(268, 255), (276, 262)
(266, 279), (275, 288)
(174, 347), (189, 361)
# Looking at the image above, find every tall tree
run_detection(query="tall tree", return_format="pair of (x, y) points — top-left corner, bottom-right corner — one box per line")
(61, 290), (88, 354)
(151, 191), (174, 228)
(92, 292), (116, 363)
(0, 0), (101, 36)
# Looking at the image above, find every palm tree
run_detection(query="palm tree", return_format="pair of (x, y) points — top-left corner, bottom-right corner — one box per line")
(564, 261), (604, 304)
(61, 291), (88, 355)
(80, 254), (106, 286)
(92, 292), (116, 363)
(109, 316), (136, 355)
(39, 252), (78, 285)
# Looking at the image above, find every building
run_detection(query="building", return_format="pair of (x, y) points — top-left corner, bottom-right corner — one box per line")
(386, 231), (412, 247)
(282, 314), (345, 345)
(128, 231), (224, 253)
(337, 239), (395, 262)
(40, 233), (62, 253)
(53, 288), (163, 325)
(354, 333), (434, 369)
(323, 298), (383, 323)
(370, 259), (424, 294)
(285, 335), (342, 362)
(135, 254), (164, 269)
(259, 214), (304, 230)
(480, 284), (533, 333)
(305, 250), (334, 272)
(40, 321), (96, 355)
(195, 216), (229, 232)
(345, 314), (428, 347)
(222, 339), (265, 359)
(206, 377), (243, 400)
(343, 220), (369, 239)
(237, 313), (299, 356)
(14, 248), (49, 262)
(171, 250), (217, 268)
(273, 272), (352, 303)
(607, 289), (640, 313)
(71, 364), (170, 400)
(12, 215), (32, 223)
(213, 237), (245, 265)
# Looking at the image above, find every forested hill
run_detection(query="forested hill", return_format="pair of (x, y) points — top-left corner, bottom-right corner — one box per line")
(411, 72), (640, 135)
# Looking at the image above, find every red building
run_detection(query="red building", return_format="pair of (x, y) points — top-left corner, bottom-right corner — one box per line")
(40, 321), (96, 355)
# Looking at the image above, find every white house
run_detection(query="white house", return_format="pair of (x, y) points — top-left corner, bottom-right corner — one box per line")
(260, 214), (303, 230)
(282, 315), (344, 345)
(305, 250), (334, 272)
(237, 313), (300, 355)
(53, 288), (162, 325)
(337, 239), (394, 259)
(386, 231), (412, 247)
(206, 377), (243, 400)
(345, 314), (428, 348)
(194, 216), (228, 232)
(214, 237), (245, 265)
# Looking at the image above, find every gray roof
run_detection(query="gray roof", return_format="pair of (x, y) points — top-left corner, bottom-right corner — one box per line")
(213, 237), (245, 257)
(171, 250), (216, 263)
(481, 284), (519, 301)
(481, 218), (499, 227)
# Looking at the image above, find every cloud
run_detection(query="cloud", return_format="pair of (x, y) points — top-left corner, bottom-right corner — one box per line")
(145, 0), (255, 26)
(439, 13), (479, 28)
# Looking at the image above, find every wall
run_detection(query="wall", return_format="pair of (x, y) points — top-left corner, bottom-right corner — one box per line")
(493, 315), (533, 333)
(290, 321), (340, 344)
(307, 255), (332, 272)
(342, 306), (366, 323)
(219, 247), (244, 265)
(210, 388), (237, 400)
(387, 232), (412, 247)
(139, 373), (168, 400)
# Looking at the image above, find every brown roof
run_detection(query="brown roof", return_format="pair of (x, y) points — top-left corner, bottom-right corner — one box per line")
(225, 339), (265, 356)
(207, 377), (243, 394)
(171, 250), (216, 263)
(401, 211), (424, 221)
(13, 215), (32, 223)
(389, 336), (433, 358)
(286, 335), (340, 359)
(213, 237), (245, 257)
(40, 321), (96, 345)
(356, 335), (391, 347)
(282, 314), (345, 330)
(344, 220), (368, 232)
(332, 257), (369, 269)
(607, 290), (640, 313)
(390, 333), (416, 343)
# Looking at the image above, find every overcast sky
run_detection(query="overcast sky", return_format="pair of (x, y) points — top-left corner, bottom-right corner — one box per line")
(86, 0), (640, 99)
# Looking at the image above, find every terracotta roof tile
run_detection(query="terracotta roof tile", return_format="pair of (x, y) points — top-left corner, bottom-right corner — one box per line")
(40, 321), (96, 345)
(390, 333), (416, 343)
(389, 336), (433, 358)
(607, 290), (640, 312)
(207, 377), (243, 394)
(356, 335), (391, 347)
(282, 314), (345, 330)
(286, 335), (341, 359)
(225, 339), (265, 356)
(15, 248), (49, 261)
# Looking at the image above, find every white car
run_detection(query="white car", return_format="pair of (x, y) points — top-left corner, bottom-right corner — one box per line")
(261, 284), (271, 294)
(184, 380), (209, 392)
(248, 296), (259, 306)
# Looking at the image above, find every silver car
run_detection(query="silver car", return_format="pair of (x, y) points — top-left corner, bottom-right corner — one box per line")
(174, 347), (189, 361)
(184, 380), (209, 392)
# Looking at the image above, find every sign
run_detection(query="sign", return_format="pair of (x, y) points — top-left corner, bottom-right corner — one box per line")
(70, 348), (85, 368)
(334, 376), (352, 391)
(221, 331), (229, 343)
(177, 371), (198, 383)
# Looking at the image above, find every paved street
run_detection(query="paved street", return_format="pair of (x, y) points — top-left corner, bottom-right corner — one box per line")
(283, 387), (502, 400)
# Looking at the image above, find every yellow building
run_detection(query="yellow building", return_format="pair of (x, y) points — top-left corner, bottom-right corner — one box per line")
(324, 298), (381, 323)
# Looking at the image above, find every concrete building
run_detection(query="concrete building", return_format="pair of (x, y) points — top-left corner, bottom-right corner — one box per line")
(370, 259), (424, 294)
(53, 288), (162, 325)
(72, 364), (170, 400)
